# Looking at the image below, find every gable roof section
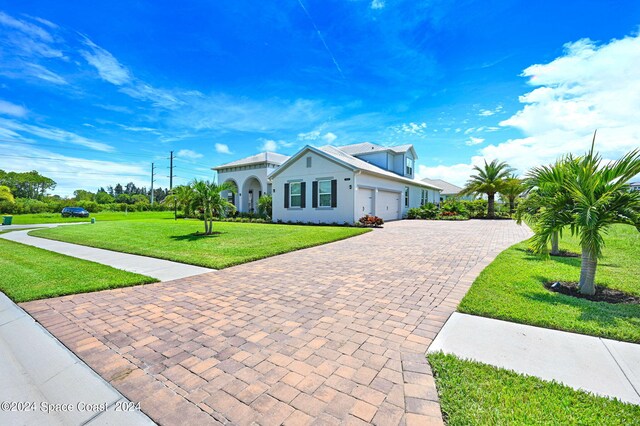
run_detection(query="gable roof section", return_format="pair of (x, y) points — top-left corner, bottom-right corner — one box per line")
(213, 152), (290, 170)
(269, 145), (441, 190)
(337, 142), (418, 159)
(422, 178), (463, 195)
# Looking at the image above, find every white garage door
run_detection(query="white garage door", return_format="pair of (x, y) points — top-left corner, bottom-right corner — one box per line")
(356, 188), (374, 217)
(376, 190), (401, 221)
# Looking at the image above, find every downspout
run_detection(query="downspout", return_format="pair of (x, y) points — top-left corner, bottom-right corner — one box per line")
(353, 170), (360, 224)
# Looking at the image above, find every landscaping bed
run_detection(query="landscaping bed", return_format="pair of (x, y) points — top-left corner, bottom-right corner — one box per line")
(0, 239), (156, 302)
(30, 220), (370, 269)
(458, 224), (640, 343)
(428, 352), (640, 425)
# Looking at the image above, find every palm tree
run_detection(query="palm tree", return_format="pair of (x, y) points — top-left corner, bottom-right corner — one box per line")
(191, 179), (237, 235)
(530, 140), (640, 295)
(499, 175), (525, 213)
(165, 185), (196, 217)
(461, 160), (514, 218)
(518, 156), (578, 255)
(257, 194), (272, 217)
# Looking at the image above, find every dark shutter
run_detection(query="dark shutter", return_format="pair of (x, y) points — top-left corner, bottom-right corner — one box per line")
(331, 179), (337, 208)
(284, 183), (289, 208)
(300, 182), (307, 208)
(312, 181), (318, 208)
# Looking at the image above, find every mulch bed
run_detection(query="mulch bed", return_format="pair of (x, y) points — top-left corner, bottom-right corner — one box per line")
(550, 250), (580, 258)
(545, 281), (640, 304)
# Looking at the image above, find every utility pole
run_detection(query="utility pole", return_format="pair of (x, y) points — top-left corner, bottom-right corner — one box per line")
(150, 162), (157, 205)
(168, 151), (177, 220)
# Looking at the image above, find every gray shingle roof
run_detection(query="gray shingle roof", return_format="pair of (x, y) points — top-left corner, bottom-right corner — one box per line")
(338, 142), (415, 156)
(421, 178), (463, 195)
(213, 152), (290, 170)
(317, 146), (441, 190)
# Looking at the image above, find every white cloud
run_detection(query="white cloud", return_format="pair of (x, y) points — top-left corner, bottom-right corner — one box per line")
(0, 117), (113, 152)
(80, 36), (132, 85)
(298, 130), (321, 140)
(215, 143), (232, 154)
(260, 139), (279, 152)
(0, 100), (28, 117)
(391, 121), (427, 136)
(466, 136), (484, 146)
(322, 132), (337, 143)
(416, 163), (474, 187)
(371, 0), (385, 10)
(425, 33), (640, 182)
(478, 105), (503, 117)
(176, 149), (203, 159)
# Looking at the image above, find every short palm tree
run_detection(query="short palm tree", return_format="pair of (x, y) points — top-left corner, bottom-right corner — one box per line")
(461, 160), (514, 218)
(518, 156), (578, 255)
(257, 194), (272, 217)
(499, 175), (525, 213)
(530, 141), (640, 295)
(165, 185), (196, 217)
(191, 179), (237, 235)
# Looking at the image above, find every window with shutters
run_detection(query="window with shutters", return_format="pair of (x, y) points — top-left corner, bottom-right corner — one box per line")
(290, 182), (302, 208)
(318, 180), (332, 207)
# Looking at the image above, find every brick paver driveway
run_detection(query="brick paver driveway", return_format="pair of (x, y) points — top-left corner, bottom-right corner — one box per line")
(23, 220), (531, 425)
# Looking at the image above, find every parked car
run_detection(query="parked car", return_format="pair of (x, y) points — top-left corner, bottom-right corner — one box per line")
(61, 207), (90, 218)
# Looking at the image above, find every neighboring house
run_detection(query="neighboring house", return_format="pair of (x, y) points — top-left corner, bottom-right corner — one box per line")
(630, 182), (640, 192)
(213, 152), (290, 214)
(421, 178), (473, 202)
(213, 142), (441, 223)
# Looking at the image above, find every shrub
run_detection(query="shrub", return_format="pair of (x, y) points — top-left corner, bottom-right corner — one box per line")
(462, 199), (488, 218)
(358, 215), (384, 227)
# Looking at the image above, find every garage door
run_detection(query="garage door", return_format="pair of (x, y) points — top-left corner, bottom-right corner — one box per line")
(376, 190), (401, 221)
(356, 188), (374, 217)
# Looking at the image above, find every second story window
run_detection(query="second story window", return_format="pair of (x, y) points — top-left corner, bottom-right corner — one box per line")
(406, 157), (413, 175)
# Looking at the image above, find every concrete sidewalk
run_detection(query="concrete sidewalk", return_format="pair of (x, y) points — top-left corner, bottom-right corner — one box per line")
(428, 312), (640, 405)
(1, 229), (214, 282)
(0, 293), (154, 425)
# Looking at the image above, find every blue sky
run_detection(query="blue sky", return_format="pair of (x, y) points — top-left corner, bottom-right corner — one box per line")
(1, 1), (640, 195)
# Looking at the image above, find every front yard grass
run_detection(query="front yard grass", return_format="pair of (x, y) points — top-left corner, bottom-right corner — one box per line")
(459, 224), (640, 343)
(30, 221), (370, 269)
(428, 352), (640, 425)
(0, 239), (157, 302)
(11, 211), (175, 224)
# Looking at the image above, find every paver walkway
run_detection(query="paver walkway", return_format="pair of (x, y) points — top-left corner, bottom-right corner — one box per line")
(428, 312), (640, 405)
(0, 292), (154, 425)
(1, 230), (213, 281)
(22, 220), (531, 425)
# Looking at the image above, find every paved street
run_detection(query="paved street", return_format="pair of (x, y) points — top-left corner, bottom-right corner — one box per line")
(22, 220), (531, 425)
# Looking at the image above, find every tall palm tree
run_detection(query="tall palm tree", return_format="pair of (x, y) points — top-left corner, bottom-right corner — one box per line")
(461, 160), (514, 218)
(191, 179), (237, 235)
(530, 140), (640, 295)
(499, 175), (525, 213)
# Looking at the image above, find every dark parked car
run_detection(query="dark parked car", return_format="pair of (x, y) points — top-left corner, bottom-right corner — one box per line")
(61, 207), (90, 218)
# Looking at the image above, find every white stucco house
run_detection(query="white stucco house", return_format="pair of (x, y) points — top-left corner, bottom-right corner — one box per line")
(421, 178), (474, 202)
(213, 142), (442, 224)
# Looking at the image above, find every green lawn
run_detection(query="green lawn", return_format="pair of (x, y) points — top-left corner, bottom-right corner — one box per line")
(10, 211), (175, 224)
(459, 224), (640, 343)
(31, 220), (370, 269)
(0, 239), (156, 302)
(428, 352), (640, 425)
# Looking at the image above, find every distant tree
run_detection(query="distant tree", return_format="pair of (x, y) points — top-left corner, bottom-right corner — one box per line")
(461, 160), (514, 218)
(0, 185), (14, 203)
(95, 190), (115, 204)
(114, 183), (123, 196)
(153, 188), (168, 203)
(131, 194), (149, 204)
(106, 185), (114, 197)
(115, 193), (132, 204)
(0, 170), (56, 199)
(73, 189), (95, 201)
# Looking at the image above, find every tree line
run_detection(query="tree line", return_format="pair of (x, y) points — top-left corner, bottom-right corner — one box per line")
(0, 169), (172, 214)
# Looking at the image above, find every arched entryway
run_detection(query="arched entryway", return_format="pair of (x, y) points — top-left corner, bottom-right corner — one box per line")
(242, 176), (263, 214)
